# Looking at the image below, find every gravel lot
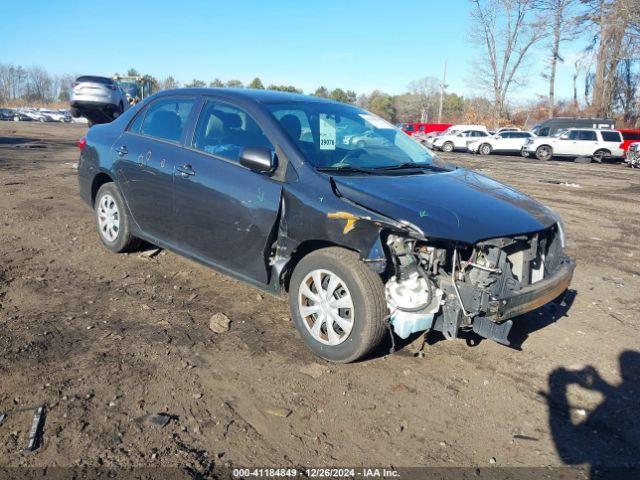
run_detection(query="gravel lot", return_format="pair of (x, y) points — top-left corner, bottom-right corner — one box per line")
(0, 122), (638, 477)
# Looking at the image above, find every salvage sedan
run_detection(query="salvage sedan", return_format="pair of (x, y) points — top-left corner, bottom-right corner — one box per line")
(77, 89), (575, 363)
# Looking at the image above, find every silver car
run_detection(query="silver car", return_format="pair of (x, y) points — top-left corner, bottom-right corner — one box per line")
(70, 75), (129, 123)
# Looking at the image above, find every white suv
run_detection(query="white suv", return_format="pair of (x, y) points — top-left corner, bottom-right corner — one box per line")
(468, 131), (536, 155)
(521, 128), (624, 162)
(431, 128), (490, 152)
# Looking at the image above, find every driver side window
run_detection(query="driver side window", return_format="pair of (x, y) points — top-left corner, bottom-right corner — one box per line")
(192, 100), (273, 162)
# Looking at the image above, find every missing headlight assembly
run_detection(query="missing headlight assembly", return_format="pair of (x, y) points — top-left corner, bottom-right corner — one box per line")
(384, 224), (575, 345)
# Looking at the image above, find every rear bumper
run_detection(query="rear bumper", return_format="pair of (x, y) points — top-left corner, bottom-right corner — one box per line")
(487, 258), (576, 321)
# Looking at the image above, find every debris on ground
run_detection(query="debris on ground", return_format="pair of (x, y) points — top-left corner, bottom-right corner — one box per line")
(25, 406), (45, 452)
(265, 407), (292, 418)
(135, 413), (174, 428)
(140, 248), (162, 258)
(538, 179), (581, 188)
(209, 313), (231, 333)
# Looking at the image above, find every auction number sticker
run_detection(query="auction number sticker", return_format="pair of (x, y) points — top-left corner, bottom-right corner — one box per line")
(319, 114), (336, 150)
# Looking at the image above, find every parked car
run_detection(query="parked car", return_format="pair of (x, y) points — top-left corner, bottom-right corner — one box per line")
(10, 110), (33, 122)
(70, 75), (129, 124)
(521, 128), (625, 162)
(343, 129), (393, 148)
(468, 131), (536, 155)
(625, 142), (640, 168)
(618, 129), (640, 152)
(402, 122), (452, 136)
(530, 117), (615, 137)
(39, 109), (71, 122)
(495, 127), (521, 134)
(430, 127), (490, 152)
(0, 108), (14, 121)
(19, 109), (47, 122)
(78, 88), (575, 362)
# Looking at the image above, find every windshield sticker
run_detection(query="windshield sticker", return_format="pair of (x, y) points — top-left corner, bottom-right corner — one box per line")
(319, 114), (336, 150)
(360, 114), (394, 130)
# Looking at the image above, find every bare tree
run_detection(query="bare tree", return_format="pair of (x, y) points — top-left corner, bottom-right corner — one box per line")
(407, 77), (440, 122)
(469, 0), (548, 121)
(159, 76), (179, 90)
(541, 0), (580, 117)
(581, 0), (637, 116)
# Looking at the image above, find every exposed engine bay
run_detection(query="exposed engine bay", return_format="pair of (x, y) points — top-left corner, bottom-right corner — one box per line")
(384, 223), (574, 345)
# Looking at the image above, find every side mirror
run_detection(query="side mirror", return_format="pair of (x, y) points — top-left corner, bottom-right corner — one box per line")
(495, 135), (502, 139)
(560, 134), (569, 140)
(240, 147), (277, 173)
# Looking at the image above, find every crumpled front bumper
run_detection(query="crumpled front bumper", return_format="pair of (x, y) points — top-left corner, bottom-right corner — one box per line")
(487, 257), (576, 322)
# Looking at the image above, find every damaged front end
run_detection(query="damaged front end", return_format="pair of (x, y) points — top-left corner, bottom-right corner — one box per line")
(384, 223), (575, 345)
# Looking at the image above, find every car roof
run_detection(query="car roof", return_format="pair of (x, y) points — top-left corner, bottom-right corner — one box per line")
(154, 87), (345, 105)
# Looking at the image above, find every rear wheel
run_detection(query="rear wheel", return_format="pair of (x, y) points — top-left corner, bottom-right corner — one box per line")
(94, 183), (140, 253)
(479, 143), (492, 155)
(592, 149), (609, 163)
(289, 247), (387, 363)
(535, 145), (552, 161)
(442, 141), (454, 152)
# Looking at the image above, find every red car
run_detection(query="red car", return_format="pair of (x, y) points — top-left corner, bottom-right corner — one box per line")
(402, 122), (452, 136)
(619, 129), (640, 152)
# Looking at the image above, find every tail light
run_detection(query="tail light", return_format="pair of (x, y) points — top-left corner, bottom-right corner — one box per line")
(77, 137), (87, 151)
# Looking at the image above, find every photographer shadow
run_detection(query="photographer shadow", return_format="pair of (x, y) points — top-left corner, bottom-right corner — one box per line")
(544, 350), (640, 479)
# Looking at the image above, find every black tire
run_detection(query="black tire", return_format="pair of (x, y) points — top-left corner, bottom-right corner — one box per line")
(94, 182), (140, 253)
(70, 107), (80, 118)
(289, 247), (387, 363)
(592, 149), (609, 163)
(535, 145), (552, 161)
(479, 143), (492, 155)
(442, 141), (454, 152)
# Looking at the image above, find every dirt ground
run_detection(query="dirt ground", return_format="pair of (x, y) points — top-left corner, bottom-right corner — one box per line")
(0, 122), (639, 477)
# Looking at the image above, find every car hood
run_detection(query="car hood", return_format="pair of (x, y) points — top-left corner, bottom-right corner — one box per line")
(332, 168), (557, 244)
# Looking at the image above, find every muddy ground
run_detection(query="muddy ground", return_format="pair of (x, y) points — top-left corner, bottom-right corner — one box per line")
(0, 122), (639, 477)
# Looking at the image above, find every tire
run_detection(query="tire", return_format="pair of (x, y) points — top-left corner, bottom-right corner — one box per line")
(535, 145), (552, 161)
(442, 141), (454, 152)
(70, 107), (80, 118)
(592, 149), (609, 163)
(289, 247), (387, 363)
(94, 183), (140, 253)
(479, 143), (492, 155)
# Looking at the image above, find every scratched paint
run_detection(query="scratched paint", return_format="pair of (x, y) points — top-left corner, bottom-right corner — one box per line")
(327, 211), (359, 234)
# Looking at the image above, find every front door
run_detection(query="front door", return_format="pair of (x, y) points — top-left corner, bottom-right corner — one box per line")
(113, 96), (196, 241)
(173, 99), (282, 284)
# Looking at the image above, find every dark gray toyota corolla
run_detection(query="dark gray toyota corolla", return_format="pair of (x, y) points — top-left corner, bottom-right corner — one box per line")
(77, 88), (575, 362)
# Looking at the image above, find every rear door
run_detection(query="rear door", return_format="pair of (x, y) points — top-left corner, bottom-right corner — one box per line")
(577, 130), (598, 155)
(113, 96), (195, 241)
(173, 98), (282, 284)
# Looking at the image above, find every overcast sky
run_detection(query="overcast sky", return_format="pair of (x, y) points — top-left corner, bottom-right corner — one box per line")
(1, 0), (590, 102)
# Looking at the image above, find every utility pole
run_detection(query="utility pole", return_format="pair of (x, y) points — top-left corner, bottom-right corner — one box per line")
(437, 59), (447, 124)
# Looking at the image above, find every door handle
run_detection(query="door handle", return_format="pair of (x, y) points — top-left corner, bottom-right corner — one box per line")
(177, 163), (195, 177)
(116, 145), (128, 157)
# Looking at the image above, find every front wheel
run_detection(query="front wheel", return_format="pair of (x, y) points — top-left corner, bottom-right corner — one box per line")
(535, 145), (552, 161)
(94, 183), (141, 253)
(289, 247), (387, 363)
(442, 141), (454, 152)
(479, 143), (492, 155)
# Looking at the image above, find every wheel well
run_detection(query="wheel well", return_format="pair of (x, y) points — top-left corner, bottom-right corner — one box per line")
(537, 144), (552, 151)
(594, 148), (610, 154)
(91, 172), (114, 205)
(280, 240), (357, 292)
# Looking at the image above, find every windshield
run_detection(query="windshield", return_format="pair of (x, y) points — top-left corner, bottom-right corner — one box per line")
(117, 81), (140, 98)
(267, 102), (445, 171)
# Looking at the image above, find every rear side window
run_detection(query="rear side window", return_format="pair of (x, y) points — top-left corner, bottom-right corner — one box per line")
(578, 130), (597, 141)
(601, 131), (622, 142)
(501, 132), (514, 138)
(419, 125), (426, 131)
(128, 106), (147, 133)
(192, 100), (273, 162)
(405, 124), (414, 131)
(141, 97), (194, 143)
